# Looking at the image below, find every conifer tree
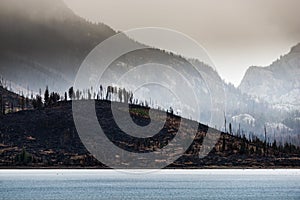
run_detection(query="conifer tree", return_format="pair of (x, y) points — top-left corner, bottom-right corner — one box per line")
(44, 86), (49, 107)
(68, 87), (74, 100)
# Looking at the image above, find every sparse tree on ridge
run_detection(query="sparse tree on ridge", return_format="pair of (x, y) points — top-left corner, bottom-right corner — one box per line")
(68, 87), (74, 100)
(106, 86), (113, 101)
(76, 90), (80, 100)
(264, 125), (267, 156)
(44, 86), (49, 107)
(118, 88), (123, 102)
(87, 89), (91, 100)
(100, 85), (103, 99)
(129, 92), (133, 104)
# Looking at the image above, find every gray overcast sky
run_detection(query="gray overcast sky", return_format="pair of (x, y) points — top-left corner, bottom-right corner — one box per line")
(63, 0), (300, 86)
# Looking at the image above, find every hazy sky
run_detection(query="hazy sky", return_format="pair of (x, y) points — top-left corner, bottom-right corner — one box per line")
(63, 0), (300, 86)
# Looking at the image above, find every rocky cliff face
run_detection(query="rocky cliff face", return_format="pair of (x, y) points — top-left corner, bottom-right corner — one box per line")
(239, 43), (300, 111)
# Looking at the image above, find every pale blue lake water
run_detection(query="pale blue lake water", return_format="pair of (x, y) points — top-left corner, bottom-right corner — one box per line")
(0, 169), (299, 200)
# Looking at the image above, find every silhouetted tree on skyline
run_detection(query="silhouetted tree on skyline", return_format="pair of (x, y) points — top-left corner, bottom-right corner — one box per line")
(68, 87), (74, 100)
(44, 86), (49, 107)
(100, 85), (103, 99)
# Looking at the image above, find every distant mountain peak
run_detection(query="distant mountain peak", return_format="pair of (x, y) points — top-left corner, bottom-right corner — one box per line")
(239, 42), (300, 110)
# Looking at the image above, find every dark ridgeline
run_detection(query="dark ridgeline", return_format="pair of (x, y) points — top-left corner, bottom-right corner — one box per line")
(0, 85), (299, 168)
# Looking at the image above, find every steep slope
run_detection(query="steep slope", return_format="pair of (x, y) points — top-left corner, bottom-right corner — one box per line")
(0, 0), (116, 93)
(0, 0), (222, 99)
(0, 0), (226, 126)
(0, 84), (32, 114)
(239, 43), (300, 111)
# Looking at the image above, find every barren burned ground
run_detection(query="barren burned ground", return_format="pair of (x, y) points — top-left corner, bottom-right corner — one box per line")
(0, 100), (299, 168)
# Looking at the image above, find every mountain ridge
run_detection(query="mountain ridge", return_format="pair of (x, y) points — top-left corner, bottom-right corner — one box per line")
(0, 0), (116, 92)
(239, 43), (300, 110)
(0, 0), (299, 144)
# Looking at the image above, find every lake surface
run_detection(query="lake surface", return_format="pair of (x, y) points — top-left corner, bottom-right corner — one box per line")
(0, 169), (299, 200)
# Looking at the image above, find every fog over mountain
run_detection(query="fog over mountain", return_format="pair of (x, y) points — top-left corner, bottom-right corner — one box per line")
(0, 0), (115, 93)
(0, 0), (299, 144)
(0, 0), (224, 124)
